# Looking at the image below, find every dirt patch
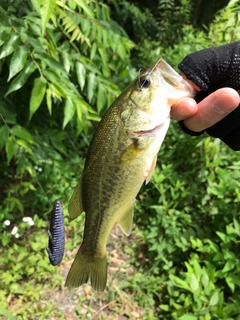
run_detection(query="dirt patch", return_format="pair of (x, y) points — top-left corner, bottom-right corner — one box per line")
(43, 225), (145, 319)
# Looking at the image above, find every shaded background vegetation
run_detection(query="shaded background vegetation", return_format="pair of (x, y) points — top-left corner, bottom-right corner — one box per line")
(0, 0), (240, 319)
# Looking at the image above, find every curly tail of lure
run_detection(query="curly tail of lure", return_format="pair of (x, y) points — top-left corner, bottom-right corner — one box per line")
(46, 200), (65, 266)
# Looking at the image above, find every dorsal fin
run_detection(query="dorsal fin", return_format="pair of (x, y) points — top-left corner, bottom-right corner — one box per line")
(68, 179), (84, 220)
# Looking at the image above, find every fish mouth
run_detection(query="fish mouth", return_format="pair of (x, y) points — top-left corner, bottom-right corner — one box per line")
(135, 122), (165, 136)
(127, 115), (170, 139)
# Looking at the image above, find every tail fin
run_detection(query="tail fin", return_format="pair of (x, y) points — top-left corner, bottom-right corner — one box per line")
(65, 247), (107, 291)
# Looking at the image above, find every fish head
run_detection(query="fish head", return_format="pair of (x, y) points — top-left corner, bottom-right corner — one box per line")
(120, 58), (195, 133)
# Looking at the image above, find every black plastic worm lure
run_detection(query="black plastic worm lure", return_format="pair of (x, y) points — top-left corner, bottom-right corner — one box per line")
(46, 200), (65, 266)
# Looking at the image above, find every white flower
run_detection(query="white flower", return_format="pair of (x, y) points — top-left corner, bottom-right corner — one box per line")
(11, 226), (18, 235)
(15, 233), (19, 238)
(38, 167), (42, 172)
(29, 219), (34, 226)
(22, 217), (34, 226)
(4, 220), (10, 226)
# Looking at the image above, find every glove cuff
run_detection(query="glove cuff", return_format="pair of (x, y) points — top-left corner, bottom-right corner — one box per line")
(206, 105), (240, 150)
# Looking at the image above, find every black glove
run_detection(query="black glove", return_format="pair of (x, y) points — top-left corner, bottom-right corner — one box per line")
(178, 41), (240, 150)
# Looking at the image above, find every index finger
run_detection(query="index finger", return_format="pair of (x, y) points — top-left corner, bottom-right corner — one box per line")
(183, 88), (240, 132)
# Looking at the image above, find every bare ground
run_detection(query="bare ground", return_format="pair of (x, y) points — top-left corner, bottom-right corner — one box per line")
(40, 225), (147, 320)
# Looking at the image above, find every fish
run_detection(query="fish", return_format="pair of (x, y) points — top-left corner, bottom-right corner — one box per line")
(65, 59), (195, 291)
(46, 200), (65, 266)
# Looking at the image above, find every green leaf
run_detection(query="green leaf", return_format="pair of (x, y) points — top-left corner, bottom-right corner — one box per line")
(0, 101), (16, 124)
(0, 33), (20, 59)
(216, 231), (229, 243)
(44, 68), (80, 101)
(5, 61), (36, 97)
(97, 84), (107, 113)
(87, 73), (96, 103)
(0, 28), (12, 47)
(11, 125), (34, 144)
(107, 92), (115, 107)
(16, 139), (33, 155)
(63, 99), (75, 128)
(68, 0), (77, 10)
(179, 315), (198, 320)
(90, 42), (97, 60)
(70, 28), (81, 42)
(2, 233), (10, 246)
(6, 136), (18, 163)
(190, 274), (199, 291)
(0, 126), (9, 150)
(29, 77), (47, 119)
(8, 46), (29, 81)
(159, 304), (170, 311)
(98, 47), (110, 77)
(213, 252), (223, 261)
(201, 273), (209, 288)
(226, 276), (235, 293)
(76, 62), (86, 91)
(209, 291), (219, 306)
(49, 133), (67, 155)
(169, 275), (191, 291)
(46, 88), (52, 114)
(233, 218), (240, 235)
(40, 0), (56, 35)
(192, 258), (202, 276)
(0, 307), (18, 320)
(35, 52), (68, 77)
(49, 83), (66, 99)
(222, 260), (235, 273)
(30, 0), (40, 13)
(72, 0), (94, 18)
(62, 52), (72, 73)
(75, 100), (82, 121)
(227, 273), (240, 286)
(117, 41), (126, 60)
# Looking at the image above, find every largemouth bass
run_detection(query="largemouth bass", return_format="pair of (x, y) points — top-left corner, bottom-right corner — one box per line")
(65, 59), (195, 291)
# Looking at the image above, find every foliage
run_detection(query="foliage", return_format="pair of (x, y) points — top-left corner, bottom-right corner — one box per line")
(0, 0), (240, 318)
(0, 0), (133, 270)
(131, 126), (240, 319)
(0, 0), (134, 317)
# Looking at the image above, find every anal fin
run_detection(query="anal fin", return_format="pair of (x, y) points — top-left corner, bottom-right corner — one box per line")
(118, 202), (135, 236)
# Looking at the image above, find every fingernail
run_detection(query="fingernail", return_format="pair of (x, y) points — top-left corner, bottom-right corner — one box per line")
(212, 100), (225, 115)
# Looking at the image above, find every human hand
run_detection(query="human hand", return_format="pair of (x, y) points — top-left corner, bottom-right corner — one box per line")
(171, 87), (240, 132)
(171, 42), (240, 150)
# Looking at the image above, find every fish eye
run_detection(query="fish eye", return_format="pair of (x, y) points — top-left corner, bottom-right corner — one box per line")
(139, 77), (151, 88)
(137, 68), (151, 89)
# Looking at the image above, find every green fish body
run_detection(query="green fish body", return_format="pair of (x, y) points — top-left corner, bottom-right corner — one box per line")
(65, 59), (195, 291)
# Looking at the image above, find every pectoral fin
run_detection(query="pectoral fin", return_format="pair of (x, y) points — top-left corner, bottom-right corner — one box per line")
(145, 155), (157, 184)
(68, 179), (84, 220)
(120, 143), (141, 165)
(118, 203), (134, 236)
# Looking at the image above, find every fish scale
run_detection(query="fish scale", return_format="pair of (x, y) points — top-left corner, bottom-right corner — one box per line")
(46, 200), (65, 266)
